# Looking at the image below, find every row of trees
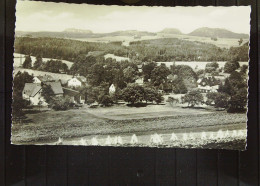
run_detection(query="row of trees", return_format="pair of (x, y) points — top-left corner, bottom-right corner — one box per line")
(79, 83), (164, 107)
(22, 55), (69, 73)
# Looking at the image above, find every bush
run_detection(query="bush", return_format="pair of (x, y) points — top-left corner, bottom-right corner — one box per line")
(50, 96), (71, 111)
(98, 95), (113, 107)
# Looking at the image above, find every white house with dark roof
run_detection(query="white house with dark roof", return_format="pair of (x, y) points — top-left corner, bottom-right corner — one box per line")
(22, 82), (64, 106)
(67, 76), (87, 88)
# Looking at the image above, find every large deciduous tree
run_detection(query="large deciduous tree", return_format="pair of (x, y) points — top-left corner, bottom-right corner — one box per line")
(121, 83), (145, 105)
(181, 90), (203, 107)
(151, 64), (170, 87)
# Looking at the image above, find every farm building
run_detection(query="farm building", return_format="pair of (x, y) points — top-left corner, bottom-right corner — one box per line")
(63, 88), (85, 104)
(22, 82), (64, 106)
(67, 76), (87, 88)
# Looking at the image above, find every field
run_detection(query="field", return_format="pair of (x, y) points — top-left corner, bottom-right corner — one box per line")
(11, 103), (247, 149)
(13, 67), (73, 84)
(73, 33), (249, 49)
(13, 53), (74, 69)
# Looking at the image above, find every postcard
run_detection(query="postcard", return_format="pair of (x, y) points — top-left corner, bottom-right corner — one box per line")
(12, 1), (250, 150)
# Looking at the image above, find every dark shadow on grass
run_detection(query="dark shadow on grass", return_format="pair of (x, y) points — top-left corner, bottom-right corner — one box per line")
(24, 109), (48, 114)
(126, 102), (147, 107)
(181, 106), (206, 110)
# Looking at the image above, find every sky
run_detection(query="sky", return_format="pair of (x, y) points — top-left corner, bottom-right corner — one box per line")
(16, 1), (251, 34)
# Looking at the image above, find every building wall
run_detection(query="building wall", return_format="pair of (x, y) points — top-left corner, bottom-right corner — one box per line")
(68, 78), (82, 87)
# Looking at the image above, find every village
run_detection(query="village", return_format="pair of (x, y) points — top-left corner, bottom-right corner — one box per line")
(17, 55), (239, 110)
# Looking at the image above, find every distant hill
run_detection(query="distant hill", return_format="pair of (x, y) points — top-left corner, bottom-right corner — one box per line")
(159, 28), (182, 35)
(63, 28), (93, 34)
(188, 27), (249, 39)
(15, 29), (156, 39)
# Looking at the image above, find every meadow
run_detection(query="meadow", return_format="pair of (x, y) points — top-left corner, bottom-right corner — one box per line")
(11, 103), (247, 149)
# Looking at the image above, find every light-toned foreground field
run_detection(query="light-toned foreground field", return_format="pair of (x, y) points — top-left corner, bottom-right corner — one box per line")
(11, 104), (247, 150)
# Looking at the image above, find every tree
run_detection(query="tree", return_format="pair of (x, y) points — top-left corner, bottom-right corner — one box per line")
(224, 60), (240, 73)
(70, 55), (97, 76)
(228, 88), (247, 112)
(41, 84), (54, 104)
(214, 93), (229, 108)
(123, 66), (138, 83)
(12, 93), (29, 119)
(151, 64), (171, 87)
(22, 55), (32, 69)
(206, 92), (229, 108)
(172, 77), (188, 94)
(155, 93), (164, 104)
(181, 90), (203, 107)
(43, 60), (68, 73)
(13, 71), (34, 95)
(12, 72), (34, 120)
(142, 62), (157, 82)
(33, 55), (43, 70)
(143, 84), (163, 104)
(121, 83), (144, 105)
(87, 63), (106, 86)
(205, 61), (219, 73)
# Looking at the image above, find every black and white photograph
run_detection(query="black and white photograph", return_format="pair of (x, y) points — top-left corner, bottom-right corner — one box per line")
(12, 1), (250, 150)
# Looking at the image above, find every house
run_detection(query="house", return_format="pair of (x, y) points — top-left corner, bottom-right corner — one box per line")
(63, 87), (85, 104)
(197, 76), (220, 87)
(45, 82), (64, 96)
(109, 84), (116, 95)
(67, 76), (87, 88)
(33, 75), (54, 83)
(135, 77), (144, 85)
(197, 85), (219, 93)
(22, 82), (63, 106)
(22, 83), (47, 106)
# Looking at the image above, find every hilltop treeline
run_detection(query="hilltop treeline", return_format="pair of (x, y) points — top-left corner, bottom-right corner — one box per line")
(14, 37), (249, 62)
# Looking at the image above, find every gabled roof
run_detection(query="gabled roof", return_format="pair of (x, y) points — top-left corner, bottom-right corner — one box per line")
(23, 83), (42, 97)
(45, 82), (64, 94)
(35, 75), (54, 82)
(63, 87), (80, 97)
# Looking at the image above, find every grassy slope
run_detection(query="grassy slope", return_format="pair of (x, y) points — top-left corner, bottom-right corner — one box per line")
(11, 106), (247, 143)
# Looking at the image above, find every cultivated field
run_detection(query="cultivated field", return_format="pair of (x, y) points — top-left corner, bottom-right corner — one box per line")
(11, 104), (247, 149)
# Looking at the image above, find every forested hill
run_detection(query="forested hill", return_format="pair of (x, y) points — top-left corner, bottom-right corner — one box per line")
(189, 27), (249, 39)
(14, 36), (249, 63)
